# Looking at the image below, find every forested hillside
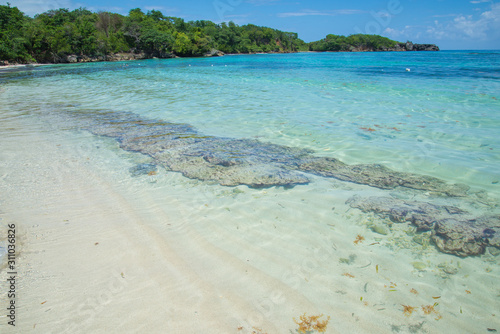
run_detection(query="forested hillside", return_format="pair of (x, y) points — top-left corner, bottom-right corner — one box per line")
(0, 5), (306, 63)
(308, 33), (398, 51)
(0, 4), (437, 64)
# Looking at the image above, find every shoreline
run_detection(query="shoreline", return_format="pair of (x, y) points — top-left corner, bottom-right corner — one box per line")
(0, 44), (441, 68)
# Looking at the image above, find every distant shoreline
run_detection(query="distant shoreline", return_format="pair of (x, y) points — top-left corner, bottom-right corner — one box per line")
(0, 46), (440, 68)
(0, 5), (440, 69)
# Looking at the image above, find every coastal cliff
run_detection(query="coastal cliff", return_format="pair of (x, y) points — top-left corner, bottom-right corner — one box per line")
(349, 42), (440, 52)
(402, 41), (440, 51)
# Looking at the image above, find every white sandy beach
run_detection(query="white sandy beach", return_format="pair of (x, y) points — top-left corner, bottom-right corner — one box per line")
(0, 109), (499, 334)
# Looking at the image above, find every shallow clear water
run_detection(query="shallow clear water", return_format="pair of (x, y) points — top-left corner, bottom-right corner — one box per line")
(1, 51), (500, 333)
(2, 51), (499, 192)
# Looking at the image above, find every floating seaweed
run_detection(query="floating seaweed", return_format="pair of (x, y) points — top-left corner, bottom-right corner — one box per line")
(421, 303), (439, 316)
(293, 313), (331, 333)
(422, 303), (442, 320)
(402, 305), (416, 316)
(384, 282), (397, 289)
(360, 127), (376, 132)
(354, 235), (365, 245)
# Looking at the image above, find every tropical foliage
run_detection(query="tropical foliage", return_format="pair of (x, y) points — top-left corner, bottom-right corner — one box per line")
(0, 4), (307, 63)
(308, 33), (399, 52)
(0, 4), (404, 64)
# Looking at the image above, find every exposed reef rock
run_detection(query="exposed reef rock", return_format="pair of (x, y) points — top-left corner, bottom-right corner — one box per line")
(401, 41), (440, 52)
(76, 110), (467, 195)
(412, 43), (440, 51)
(347, 196), (500, 257)
(60, 52), (150, 64)
(348, 41), (439, 52)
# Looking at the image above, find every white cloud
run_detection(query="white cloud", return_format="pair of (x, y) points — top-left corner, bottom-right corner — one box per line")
(383, 27), (402, 38)
(428, 3), (500, 40)
(383, 3), (500, 46)
(277, 9), (364, 18)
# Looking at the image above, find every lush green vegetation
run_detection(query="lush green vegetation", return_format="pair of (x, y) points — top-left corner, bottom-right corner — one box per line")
(308, 34), (399, 52)
(0, 4), (407, 64)
(0, 4), (307, 63)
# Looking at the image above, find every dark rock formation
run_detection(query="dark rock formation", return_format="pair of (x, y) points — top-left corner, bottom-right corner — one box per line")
(299, 159), (467, 197)
(400, 41), (440, 51)
(405, 41), (414, 51)
(413, 44), (440, 51)
(349, 41), (439, 52)
(434, 216), (500, 257)
(348, 196), (500, 256)
(61, 52), (149, 64)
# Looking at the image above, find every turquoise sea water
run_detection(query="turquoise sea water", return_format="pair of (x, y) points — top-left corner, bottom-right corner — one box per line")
(2, 51), (499, 191)
(1, 51), (500, 332)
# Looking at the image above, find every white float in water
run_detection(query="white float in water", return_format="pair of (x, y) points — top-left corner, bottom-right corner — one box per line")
(406, 68), (411, 72)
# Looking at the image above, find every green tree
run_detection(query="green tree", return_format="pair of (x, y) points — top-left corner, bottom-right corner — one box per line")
(2, 5), (406, 64)
(0, 4), (31, 62)
(172, 31), (192, 56)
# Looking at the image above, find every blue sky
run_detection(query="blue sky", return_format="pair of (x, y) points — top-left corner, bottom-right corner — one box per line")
(5, 0), (500, 49)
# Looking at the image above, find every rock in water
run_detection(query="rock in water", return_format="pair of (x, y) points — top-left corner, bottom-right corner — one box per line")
(434, 216), (500, 257)
(71, 109), (469, 195)
(299, 158), (468, 197)
(347, 196), (500, 256)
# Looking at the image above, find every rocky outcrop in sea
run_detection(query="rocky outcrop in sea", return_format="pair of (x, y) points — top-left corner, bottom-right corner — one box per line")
(371, 41), (439, 52)
(347, 196), (500, 257)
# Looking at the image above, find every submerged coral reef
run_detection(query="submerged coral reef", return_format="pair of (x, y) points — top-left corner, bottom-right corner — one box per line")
(347, 196), (500, 256)
(56, 108), (498, 257)
(75, 109), (468, 195)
